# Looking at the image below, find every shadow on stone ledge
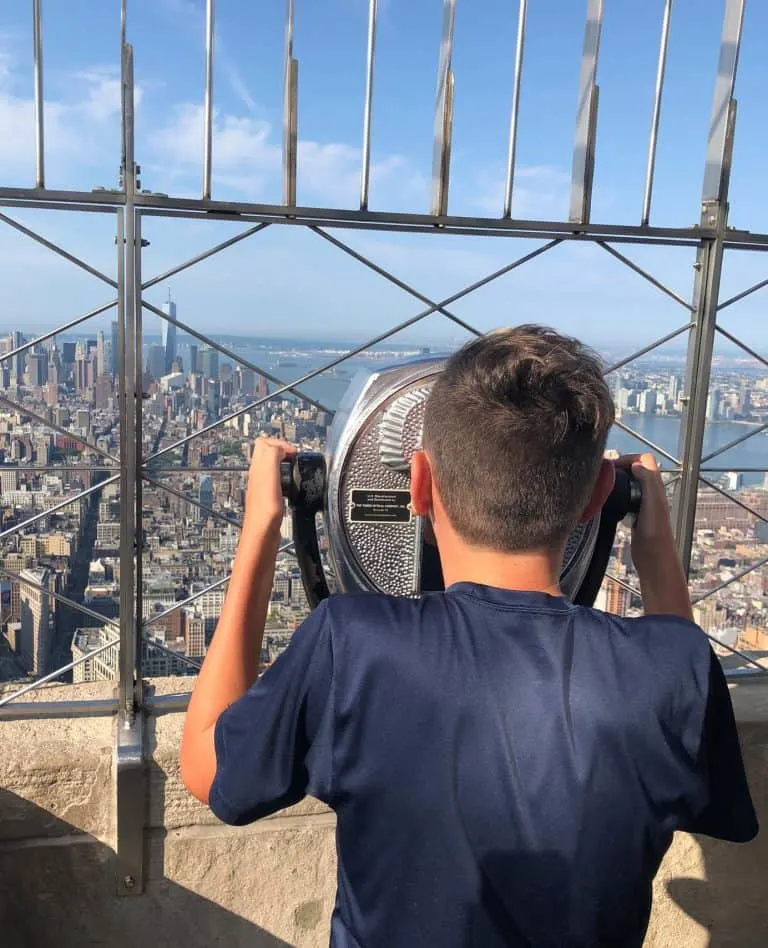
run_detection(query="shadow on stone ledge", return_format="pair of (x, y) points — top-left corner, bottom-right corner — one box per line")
(0, 787), (294, 948)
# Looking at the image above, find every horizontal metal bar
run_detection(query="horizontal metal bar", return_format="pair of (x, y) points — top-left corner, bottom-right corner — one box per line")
(141, 223), (269, 290)
(700, 467), (768, 473)
(0, 473), (120, 543)
(701, 421), (768, 464)
(603, 322), (693, 376)
(141, 297), (330, 413)
(146, 692), (191, 714)
(145, 465), (250, 473)
(0, 392), (119, 463)
(0, 633), (119, 706)
(2, 466), (119, 473)
(0, 564), (120, 629)
(0, 212), (117, 287)
(724, 667), (768, 679)
(130, 192), (716, 239)
(142, 472), (242, 529)
(132, 205), (709, 247)
(0, 698), (117, 721)
(0, 187), (123, 206)
(714, 325), (768, 371)
(0, 298), (118, 365)
(612, 419), (679, 465)
(597, 242), (693, 309)
(697, 475), (768, 525)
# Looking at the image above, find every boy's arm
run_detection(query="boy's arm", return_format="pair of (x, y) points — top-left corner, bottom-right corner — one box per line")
(615, 453), (693, 621)
(180, 437), (295, 805)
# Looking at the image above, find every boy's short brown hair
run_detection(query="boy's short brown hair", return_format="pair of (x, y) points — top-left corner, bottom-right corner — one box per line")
(422, 325), (615, 552)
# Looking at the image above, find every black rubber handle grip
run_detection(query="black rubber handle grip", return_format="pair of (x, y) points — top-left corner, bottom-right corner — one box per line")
(281, 454), (329, 609)
(573, 468), (642, 608)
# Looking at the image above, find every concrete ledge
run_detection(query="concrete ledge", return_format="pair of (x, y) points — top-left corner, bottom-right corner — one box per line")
(0, 677), (766, 947)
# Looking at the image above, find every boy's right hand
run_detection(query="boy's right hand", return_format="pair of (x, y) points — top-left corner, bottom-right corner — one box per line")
(614, 453), (675, 566)
(614, 453), (693, 621)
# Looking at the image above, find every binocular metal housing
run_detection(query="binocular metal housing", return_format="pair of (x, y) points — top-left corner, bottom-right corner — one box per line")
(280, 358), (641, 609)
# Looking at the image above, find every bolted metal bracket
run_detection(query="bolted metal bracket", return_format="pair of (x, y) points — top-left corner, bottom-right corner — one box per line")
(115, 706), (146, 896)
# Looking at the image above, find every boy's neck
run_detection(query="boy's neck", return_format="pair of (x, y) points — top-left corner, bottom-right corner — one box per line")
(439, 546), (564, 598)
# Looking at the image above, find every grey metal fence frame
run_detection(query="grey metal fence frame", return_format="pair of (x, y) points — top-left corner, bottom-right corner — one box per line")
(0, 0), (766, 892)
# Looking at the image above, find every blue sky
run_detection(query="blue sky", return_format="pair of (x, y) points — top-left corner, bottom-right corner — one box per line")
(1, 0), (768, 356)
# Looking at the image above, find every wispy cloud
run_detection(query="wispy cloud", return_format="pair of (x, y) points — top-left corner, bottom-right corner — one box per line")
(473, 164), (571, 219)
(147, 102), (425, 207)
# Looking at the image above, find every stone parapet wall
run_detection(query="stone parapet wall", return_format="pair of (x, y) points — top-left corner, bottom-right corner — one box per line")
(1, 678), (766, 947)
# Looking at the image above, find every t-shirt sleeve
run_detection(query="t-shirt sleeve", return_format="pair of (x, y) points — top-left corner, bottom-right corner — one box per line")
(683, 648), (759, 842)
(208, 599), (335, 826)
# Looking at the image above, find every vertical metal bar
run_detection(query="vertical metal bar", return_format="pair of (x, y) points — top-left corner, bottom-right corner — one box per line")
(32, 0), (45, 189)
(203, 0), (215, 200)
(702, 0), (744, 201)
(134, 212), (144, 704)
(431, 0), (457, 217)
(116, 40), (145, 899)
(641, 0), (672, 226)
(360, 0), (378, 211)
(283, 0), (298, 206)
(672, 102), (737, 574)
(119, 43), (138, 727)
(503, 0), (528, 218)
(569, 0), (603, 224)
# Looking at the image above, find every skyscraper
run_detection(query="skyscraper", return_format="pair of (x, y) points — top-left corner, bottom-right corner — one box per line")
(110, 320), (119, 375)
(96, 330), (106, 378)
(19, 568), (50, 676)
(189, 344), (198, 374)
(10, 331), (25, 385)
(200, 346), (219, 380)
(161, 291), (177, 374)
(147, 343), (166, 381)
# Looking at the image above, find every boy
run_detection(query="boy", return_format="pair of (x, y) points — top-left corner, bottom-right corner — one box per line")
(181, 325), (757, 947)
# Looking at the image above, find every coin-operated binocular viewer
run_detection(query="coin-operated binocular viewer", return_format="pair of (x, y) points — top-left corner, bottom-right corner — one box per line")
(280, 359), (641, 609)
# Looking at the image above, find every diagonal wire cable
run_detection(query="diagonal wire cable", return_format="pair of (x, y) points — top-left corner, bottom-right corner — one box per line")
(142, 222), (271, 290)
(596, 241), (694, 310)
(714, 325), (768, 371)
(612, 419), (680, 466)
(0, 211), (118, 287)
(691, 553), (768, 605)
(146, 242), (563, 463)
(143, 539), (296, 628)
(696, 475), (768, 525)
(0, 393), (119, 463)
(717, 276), (768, 312)
(700, 421), (768, 464)
(0, 474), (120, 544)
(142, 297), (330, 414)
(603, 322), (693, 376)
(143, 473), (243, 530)
(0, 299), (118, 366)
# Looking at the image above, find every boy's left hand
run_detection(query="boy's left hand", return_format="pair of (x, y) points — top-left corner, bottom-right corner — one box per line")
(244, 436), (297, 535)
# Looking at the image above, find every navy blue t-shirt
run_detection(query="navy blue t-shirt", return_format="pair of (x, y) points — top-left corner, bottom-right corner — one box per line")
(209, 584), (758, 948)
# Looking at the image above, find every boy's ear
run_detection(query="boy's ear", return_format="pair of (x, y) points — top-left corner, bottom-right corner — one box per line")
(578, 459), (615, 524)
(410, 450), (433, 517)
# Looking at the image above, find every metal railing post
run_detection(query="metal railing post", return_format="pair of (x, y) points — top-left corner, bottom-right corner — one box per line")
(672, 0), (744, 574)
(116, 39), (146, 898)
